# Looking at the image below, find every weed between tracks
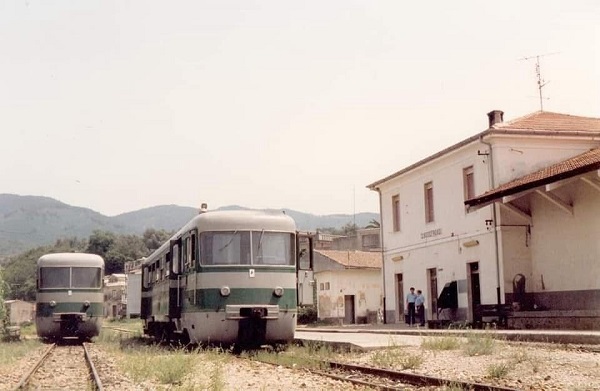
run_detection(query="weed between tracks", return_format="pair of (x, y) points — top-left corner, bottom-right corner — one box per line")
(97, 323), (231, 389)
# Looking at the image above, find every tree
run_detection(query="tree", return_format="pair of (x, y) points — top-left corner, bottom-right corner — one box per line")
(143, 228), (173, 252)
(86, 231), (116, 258)
(0, 267), (7, 333)
(365, 219), (380, 229)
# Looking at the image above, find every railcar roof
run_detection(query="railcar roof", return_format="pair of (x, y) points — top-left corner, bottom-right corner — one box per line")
(37, 252), (105, 267)
(143, 210), (297, 265)
(187, 210), (296, 232)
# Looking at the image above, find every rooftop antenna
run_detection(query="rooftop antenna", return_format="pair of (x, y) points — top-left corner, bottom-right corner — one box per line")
(519, 52), (559, 111)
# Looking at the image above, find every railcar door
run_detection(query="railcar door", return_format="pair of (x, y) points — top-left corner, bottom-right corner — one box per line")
(296, 233), (315, 306)
(169, 239), (183, 319)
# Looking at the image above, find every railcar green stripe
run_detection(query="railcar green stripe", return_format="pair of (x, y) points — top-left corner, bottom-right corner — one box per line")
(196, 266), (296, 273)
(38, 288), (103, 293)
(36, 302), (103, 317)
(182, 288), (297, 311)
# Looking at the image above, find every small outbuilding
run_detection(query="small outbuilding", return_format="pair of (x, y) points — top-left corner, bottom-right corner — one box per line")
(314, 250), (383, 324)
(3, 299), (35, 325)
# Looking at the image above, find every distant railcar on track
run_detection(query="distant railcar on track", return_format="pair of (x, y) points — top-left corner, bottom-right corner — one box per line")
(141, 207), (313, 346)
(36, 253), (105, 340)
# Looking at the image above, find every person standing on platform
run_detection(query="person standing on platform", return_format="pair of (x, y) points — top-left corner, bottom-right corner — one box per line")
(415, 290), (426, 327)
(406, 287), (417, 326)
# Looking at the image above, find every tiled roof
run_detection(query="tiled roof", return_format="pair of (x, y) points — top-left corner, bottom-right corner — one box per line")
(315, 250), (382, 269)
(368, 111), (600, 189)
(466, 148), (600, 207)
(494, 111), (600, 133)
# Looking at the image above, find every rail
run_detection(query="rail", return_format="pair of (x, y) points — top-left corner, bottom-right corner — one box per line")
(13, 342), (104, 391)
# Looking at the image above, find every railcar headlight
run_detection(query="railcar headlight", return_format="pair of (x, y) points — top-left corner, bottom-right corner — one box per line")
(273, 286), (284, 297)
(49, 300), (56, 307)
(220, 286), (231, 297)
(84, 301), (90, 308)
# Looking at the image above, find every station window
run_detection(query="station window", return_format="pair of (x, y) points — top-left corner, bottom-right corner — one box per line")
(424, 181), (435, 223)
(320, 283), (324, 291)
(325, 282), (330, 290)
(463, 166), (475, 209)
(392, 194), (400, 232)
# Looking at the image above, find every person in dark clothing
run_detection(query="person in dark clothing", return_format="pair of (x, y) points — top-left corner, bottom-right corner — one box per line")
(406, 287), (417, 326)
(415, 289), (426, 327)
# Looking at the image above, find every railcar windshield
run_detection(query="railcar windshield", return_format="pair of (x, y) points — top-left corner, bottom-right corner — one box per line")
(39, 267), (102, 289)
(39, 267), (70, 288)
(201, 231), (294, 266)
(72, 267), (102, 288)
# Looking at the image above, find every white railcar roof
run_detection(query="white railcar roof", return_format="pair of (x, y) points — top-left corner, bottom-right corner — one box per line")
(143, 210), (296, 266)
(37, 252), (105, 267)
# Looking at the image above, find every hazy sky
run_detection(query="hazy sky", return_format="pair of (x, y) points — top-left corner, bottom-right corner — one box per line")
(1, 1), (598, 217)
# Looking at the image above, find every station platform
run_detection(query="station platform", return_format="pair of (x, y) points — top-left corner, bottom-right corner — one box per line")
(294, 324), (600, 350)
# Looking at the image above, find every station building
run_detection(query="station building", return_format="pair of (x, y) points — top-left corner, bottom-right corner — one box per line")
(368, 110), (600, 329)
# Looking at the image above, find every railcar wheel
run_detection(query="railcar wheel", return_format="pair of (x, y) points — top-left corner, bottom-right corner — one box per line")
(179, 329), (191, 346)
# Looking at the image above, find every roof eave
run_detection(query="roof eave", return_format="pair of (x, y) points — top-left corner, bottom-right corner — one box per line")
(465, 161), (600, 208)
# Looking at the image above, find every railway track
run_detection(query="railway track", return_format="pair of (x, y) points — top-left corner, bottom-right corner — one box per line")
(321, 360), (519, 391)
(247, 355), (519, 391)
(13, 342), (103, 391)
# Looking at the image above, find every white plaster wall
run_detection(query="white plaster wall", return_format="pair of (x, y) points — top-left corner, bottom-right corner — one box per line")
(499, 226), (533, 294)
(316, 269), (382, 320)
(490, 137), (600, 185)
(530, 180), (600, 292)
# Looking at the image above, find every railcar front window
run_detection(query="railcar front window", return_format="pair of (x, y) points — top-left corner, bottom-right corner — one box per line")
(201, 231), (251, 265)
(39, 267), (70, 288)
(72, 267), (102, 288)
(252, 232), (294, 265)
(200, 231), (293, 266)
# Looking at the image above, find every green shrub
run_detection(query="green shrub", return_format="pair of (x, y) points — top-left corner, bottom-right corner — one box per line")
(297, 306), (318, 324)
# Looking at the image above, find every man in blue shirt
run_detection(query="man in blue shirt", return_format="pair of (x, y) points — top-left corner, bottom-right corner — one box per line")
(415, 290), (426, 327)
(406, 287), (417, 326)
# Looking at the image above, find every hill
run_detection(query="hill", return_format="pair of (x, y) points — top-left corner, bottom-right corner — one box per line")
(0, 194), (378, 258)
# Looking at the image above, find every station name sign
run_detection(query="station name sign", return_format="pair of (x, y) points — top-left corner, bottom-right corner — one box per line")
(420, 228), (442, 239)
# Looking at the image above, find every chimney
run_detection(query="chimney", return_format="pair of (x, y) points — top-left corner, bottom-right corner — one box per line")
(487, 110), (504, 127)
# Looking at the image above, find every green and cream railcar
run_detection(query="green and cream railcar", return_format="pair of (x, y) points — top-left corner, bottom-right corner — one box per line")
(141, 210), (309, 346)
(36, 253), (105, 340)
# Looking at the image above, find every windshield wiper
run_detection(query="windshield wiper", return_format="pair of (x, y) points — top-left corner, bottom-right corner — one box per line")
(218, 230), (238, 252)
(257, 229), (265, 255)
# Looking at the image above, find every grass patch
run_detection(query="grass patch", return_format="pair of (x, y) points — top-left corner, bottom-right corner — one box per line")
(118, 345), (197, 385)
(243, 344), (329, 370)
(0, 339), (44, 366)
(371, 347), (423, 370)
(486, 362), (512, 378)
(462, 332), (496, 356)
(509, 348), (529, 364)
(421, 336), (461, 351)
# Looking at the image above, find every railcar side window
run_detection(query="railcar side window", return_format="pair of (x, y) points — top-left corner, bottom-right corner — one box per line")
(39, 267), (70, 288)
(72, 267), (102, 288)
(252, 232), (294, 266)
(143, 266), (149, 288)
(165, 254), (170, 277)
(191, 233), (197, 267)
(172, 244), (180, 274)
(183, 237), (189, 269)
